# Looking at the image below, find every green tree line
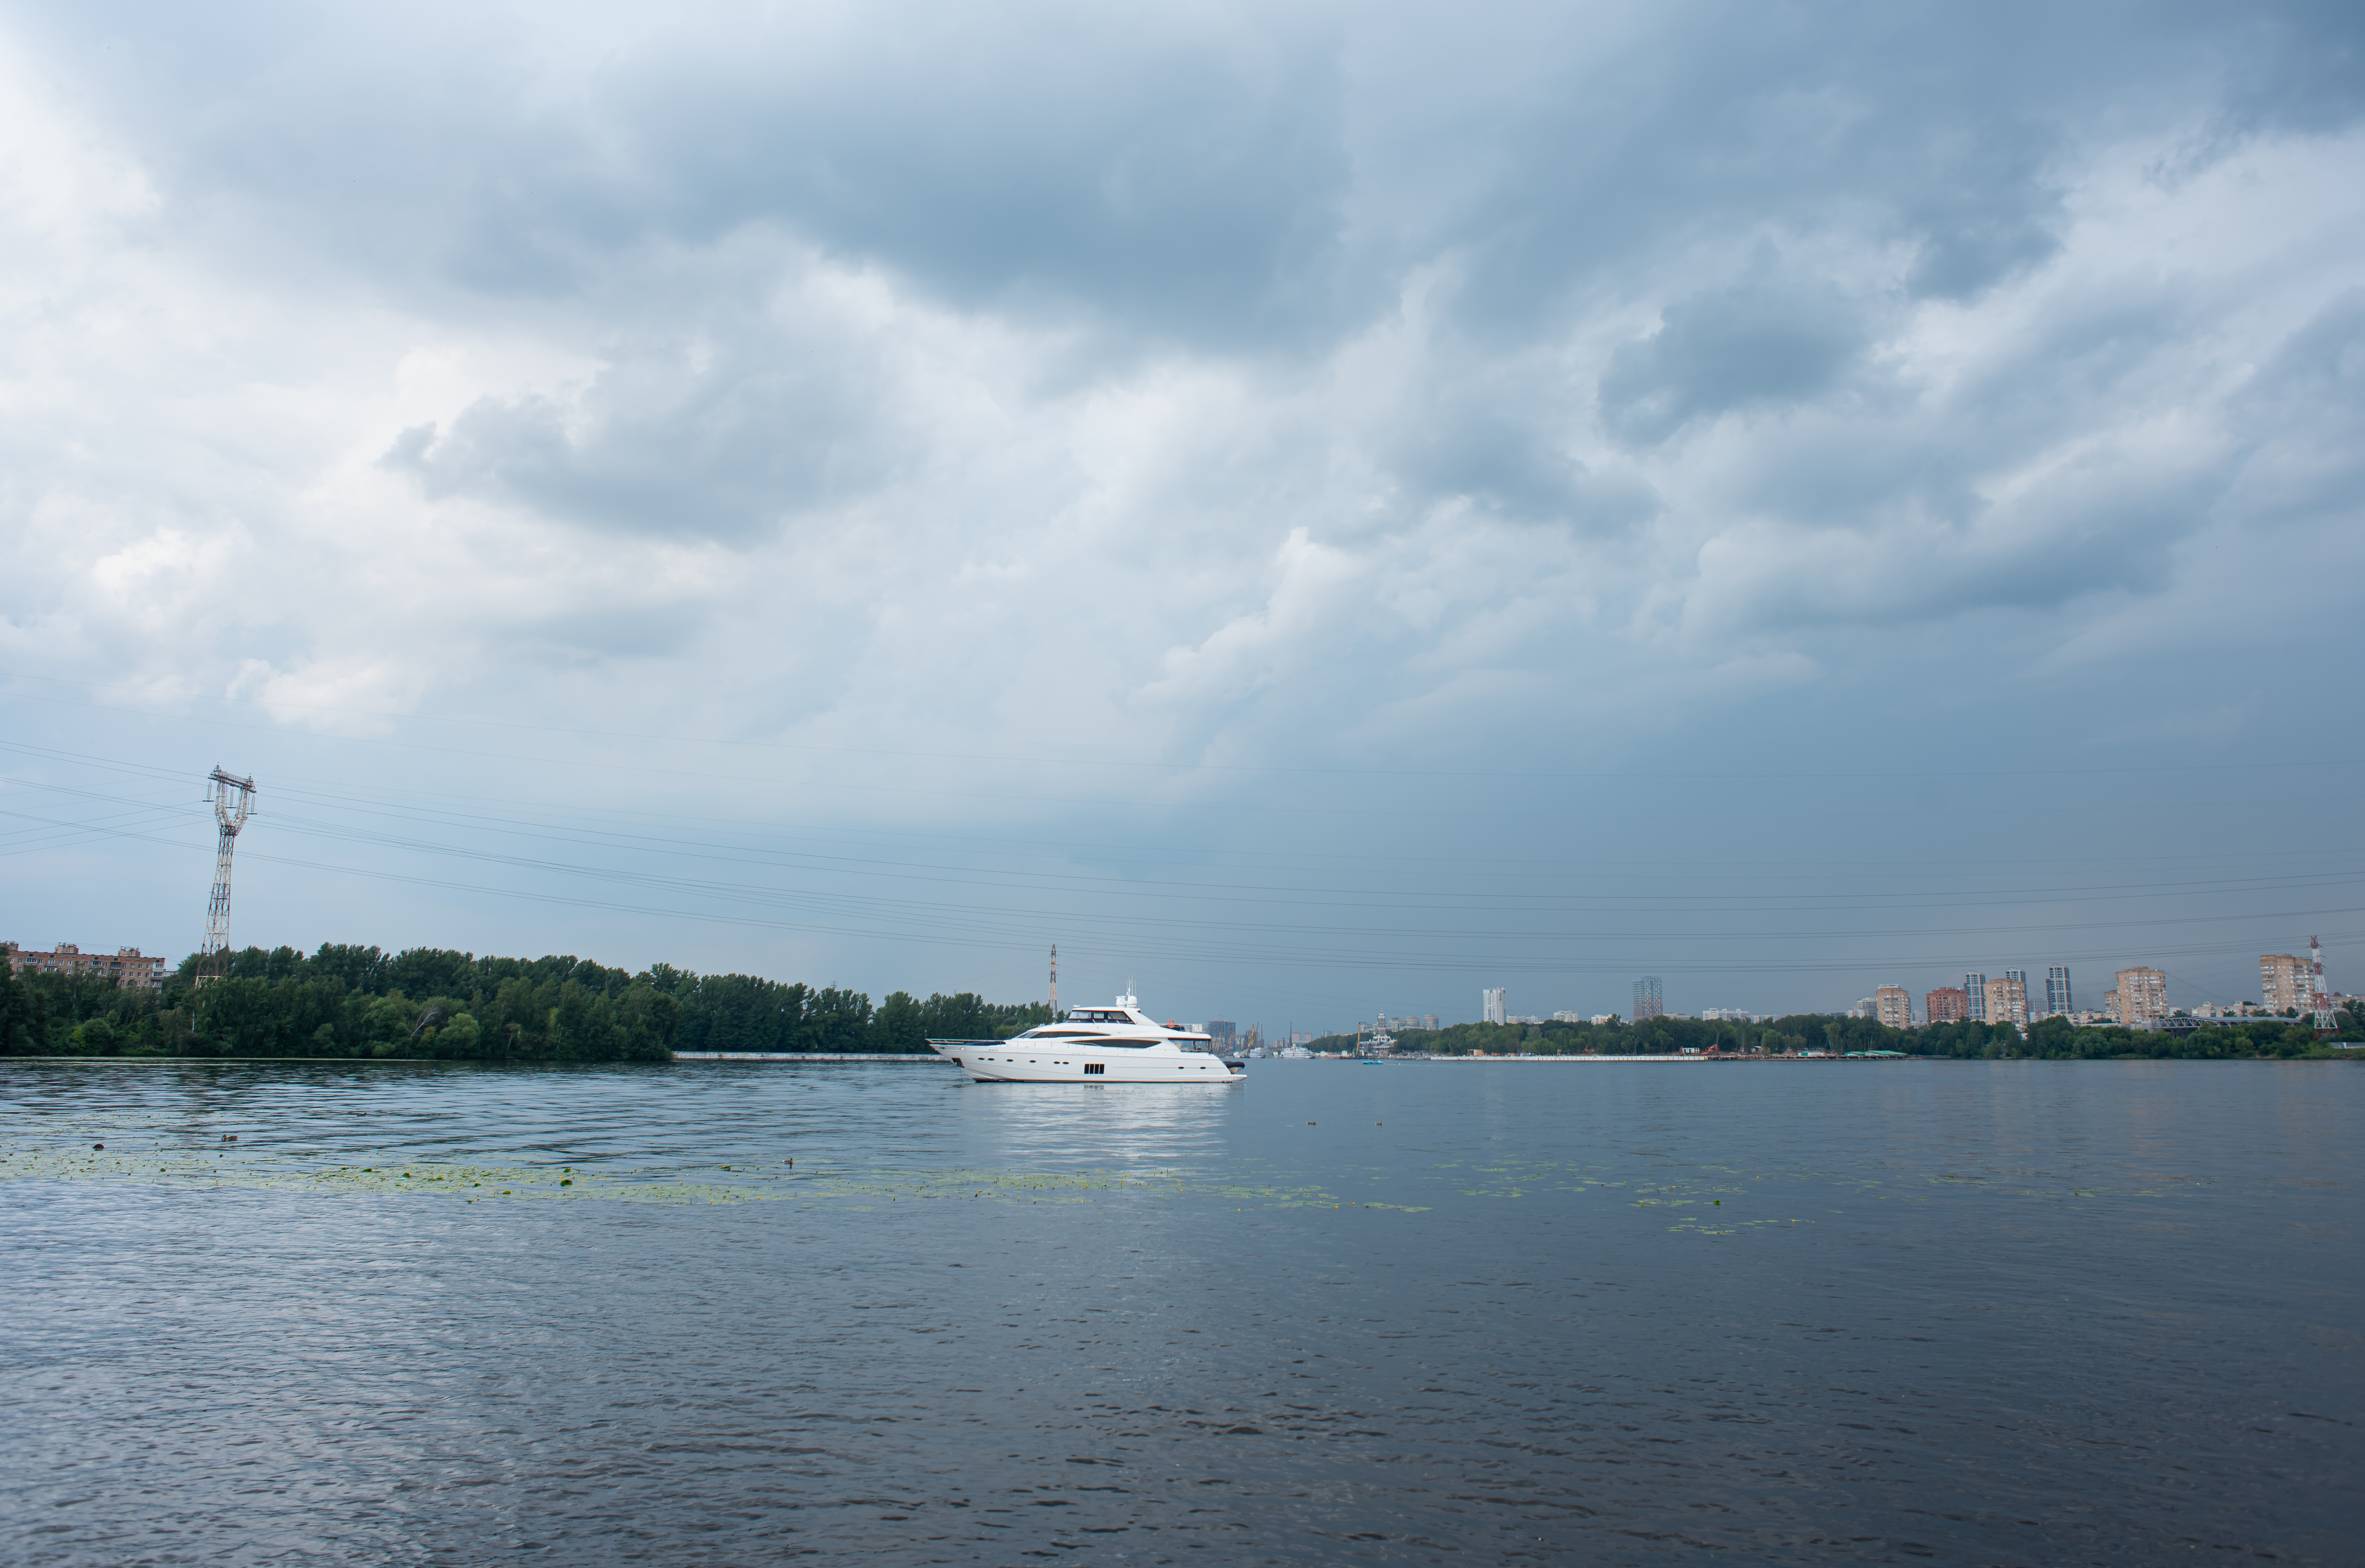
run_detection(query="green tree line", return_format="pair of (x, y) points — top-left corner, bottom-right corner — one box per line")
(0, 943), (1052, 1061)
(1311, 1006), (2364, 1060)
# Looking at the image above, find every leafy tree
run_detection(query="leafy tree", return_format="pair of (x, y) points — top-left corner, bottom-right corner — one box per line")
(0, 942), (1041, 1062)
(0, 967), (47, 1054)
(869, 990), (926, 1053)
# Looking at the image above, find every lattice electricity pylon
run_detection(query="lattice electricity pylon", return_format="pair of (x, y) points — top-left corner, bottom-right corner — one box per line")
(197, 767), (257, 987)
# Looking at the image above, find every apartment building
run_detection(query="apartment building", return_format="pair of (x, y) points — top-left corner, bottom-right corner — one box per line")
(1924, 985), (1971, 1024)
(1875, 985), (1913, 1029)
(2043, 966), (2073, 1018)
(3, 942), (167, 990)
(2260, 954), (2312, 1013)
(1963, 972), (1988, 1022)
(1985, 972), (2030, 1028)
(2111, 967), (2168, 1029)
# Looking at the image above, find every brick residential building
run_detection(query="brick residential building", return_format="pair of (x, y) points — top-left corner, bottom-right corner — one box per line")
(1925, 985), (1971, 1024)
(1875, 985), (1913, 1029)
(4, 942), (167, 990)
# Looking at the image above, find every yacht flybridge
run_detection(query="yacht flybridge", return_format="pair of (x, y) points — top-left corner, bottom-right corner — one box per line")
(929, 994), (1245, 1084)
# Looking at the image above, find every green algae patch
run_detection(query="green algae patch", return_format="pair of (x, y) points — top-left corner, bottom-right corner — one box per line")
(0, 1118), (2206, 1223)
(0, 1134), (1226, 1210)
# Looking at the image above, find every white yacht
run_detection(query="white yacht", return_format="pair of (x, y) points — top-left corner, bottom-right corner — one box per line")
(930, 994), (1245, 1085)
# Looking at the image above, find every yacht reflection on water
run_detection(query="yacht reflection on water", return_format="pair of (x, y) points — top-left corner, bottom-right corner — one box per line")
(928, 993), (1246, 1086)
(957, 1073), (1245, 1166)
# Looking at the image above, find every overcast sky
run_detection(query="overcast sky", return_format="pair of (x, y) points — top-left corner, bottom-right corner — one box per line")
(3, 0), (2360, 1032)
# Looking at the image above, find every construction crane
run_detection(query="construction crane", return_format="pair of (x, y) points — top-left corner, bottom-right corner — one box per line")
(197, 767), (257, 987)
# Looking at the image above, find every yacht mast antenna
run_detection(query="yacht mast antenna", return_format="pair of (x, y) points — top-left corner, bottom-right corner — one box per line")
(198, 767), (257, 987)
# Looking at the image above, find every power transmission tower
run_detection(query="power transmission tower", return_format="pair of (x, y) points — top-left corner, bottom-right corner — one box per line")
(198, 767), (257, 987)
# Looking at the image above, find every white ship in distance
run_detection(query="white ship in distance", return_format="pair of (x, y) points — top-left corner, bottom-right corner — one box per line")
(929, 994), (1245, 1084)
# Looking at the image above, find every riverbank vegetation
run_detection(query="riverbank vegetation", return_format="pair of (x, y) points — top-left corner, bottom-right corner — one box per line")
(0, 944), (1053, 1061)
(1309, 1007), (2365, 1060)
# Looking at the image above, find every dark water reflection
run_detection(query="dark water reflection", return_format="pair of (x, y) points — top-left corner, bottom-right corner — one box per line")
(3, 1059), (2358, 1565)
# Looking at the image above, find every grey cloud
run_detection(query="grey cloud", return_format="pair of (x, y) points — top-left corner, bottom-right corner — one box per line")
(2220, 288), (2365, 529)
(27, 0), (2354, 350)
(2215, 0), (2365, 135)
(510, 601), (707, 662)
(597, 13), (1356, 346)
(1599, 265), (1875, 444)
(1898, 123), (2064, 301)
(1385, 399), (1657, 534)
(382, 311), (908, 542)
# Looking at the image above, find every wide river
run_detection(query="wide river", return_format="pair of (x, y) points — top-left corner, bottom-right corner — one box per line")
(2, 1058), (2358, 1565)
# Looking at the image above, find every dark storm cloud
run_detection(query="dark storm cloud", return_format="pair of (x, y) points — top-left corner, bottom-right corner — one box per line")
(19, 1), (2362, 350)
(8, 0), (2363, 620)
(591, 10), (1356, 345)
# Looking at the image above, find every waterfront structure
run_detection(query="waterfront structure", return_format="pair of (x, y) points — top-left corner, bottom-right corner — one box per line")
(2261, 954), (2312, 1013)
(1481, 987), (1507, 1025)
(1986, 973), (2029, 1028)
(1925, 985), (1970, 1024)
(1875, 985), (1913, 1029)
(3, 943), (167, 990)
(1203, 1019), (1237, 1047)
(1632, 977), (1664, 1021)
(1963, 972), (1988, 1023)
(2044, 966), (2073, 1018)
(2112, 967), (2168, 1029)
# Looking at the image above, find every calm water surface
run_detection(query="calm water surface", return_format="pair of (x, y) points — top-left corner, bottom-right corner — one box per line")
(2, 1059), (2359, 1565)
